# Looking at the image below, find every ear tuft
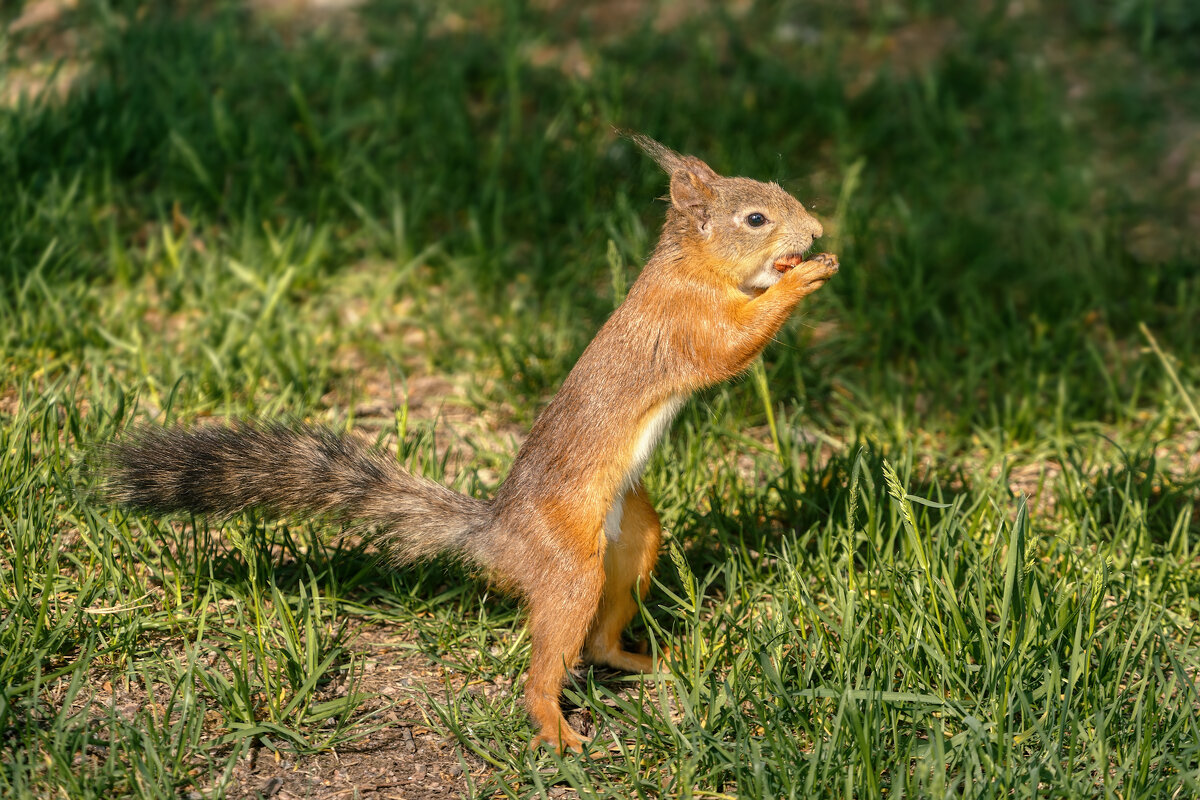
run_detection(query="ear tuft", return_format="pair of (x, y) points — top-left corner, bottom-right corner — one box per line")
(620, 130), (720, 182)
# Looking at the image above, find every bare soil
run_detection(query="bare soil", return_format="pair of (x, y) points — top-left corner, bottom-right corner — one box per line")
(218, 625), (482, 799)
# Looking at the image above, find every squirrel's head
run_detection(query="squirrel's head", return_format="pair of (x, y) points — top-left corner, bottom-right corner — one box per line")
(630, 133), (824, 294)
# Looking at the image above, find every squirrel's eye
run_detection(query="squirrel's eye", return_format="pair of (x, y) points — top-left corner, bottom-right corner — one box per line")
(746, 213), (767, 228)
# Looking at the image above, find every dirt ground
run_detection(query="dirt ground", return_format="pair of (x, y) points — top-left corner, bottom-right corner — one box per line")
(217, 625), (484, 799)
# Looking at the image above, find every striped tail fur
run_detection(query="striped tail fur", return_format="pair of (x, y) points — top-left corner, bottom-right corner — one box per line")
(106, 424), (491, 565)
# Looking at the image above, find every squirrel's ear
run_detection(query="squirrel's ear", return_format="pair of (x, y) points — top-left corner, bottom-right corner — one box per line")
(669, 168), (716, 236)
(623, 131), (720, 234)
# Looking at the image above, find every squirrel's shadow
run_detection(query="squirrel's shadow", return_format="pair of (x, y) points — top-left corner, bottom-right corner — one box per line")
(665, 442), (975, 591)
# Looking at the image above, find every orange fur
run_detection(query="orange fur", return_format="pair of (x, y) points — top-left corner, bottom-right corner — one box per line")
(482, 137), (838, 751)
(585, 483), (662, 674)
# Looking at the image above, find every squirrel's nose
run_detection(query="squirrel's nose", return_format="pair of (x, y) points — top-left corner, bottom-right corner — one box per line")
(812, 222), (823, 240)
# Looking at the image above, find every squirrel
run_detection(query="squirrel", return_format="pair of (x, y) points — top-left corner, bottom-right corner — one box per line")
(106, 134), (839, 753)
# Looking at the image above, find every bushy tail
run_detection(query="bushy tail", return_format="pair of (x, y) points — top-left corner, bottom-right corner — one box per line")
(106, 424), (491, 564)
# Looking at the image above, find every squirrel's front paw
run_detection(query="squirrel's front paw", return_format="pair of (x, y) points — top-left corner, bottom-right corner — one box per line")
(785, 252), (839, 291)
(807, 252), (839, 270)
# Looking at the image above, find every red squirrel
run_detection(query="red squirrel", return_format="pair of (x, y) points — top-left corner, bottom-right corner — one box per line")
(107, 134), (839, 752)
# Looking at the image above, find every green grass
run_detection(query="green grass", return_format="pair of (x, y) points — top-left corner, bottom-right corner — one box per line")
(2, 0), (1199, 797)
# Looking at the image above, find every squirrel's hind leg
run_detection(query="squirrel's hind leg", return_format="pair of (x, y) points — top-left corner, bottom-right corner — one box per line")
(523, 535), (605, 753)
(583, 483), (663, 674)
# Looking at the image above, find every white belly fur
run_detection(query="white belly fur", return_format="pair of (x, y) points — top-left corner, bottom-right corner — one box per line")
(603, 493), (627, 543)
(603, 395), (685, 543)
